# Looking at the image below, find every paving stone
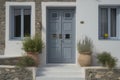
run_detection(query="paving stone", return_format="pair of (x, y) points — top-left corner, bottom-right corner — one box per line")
(0, 68), (32, 80)
(86, 69), (120, 80)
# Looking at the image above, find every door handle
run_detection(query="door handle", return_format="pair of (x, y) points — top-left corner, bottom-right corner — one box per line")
(52, 34), (57, 39)
(59, 34), (62, 39)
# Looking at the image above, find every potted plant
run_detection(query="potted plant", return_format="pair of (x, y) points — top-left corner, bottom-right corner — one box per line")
(77, 36), (93, 66)
(22, 34), (44, 66)
(97, 52), (117, 69)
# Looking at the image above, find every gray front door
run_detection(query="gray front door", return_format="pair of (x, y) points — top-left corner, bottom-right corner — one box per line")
(47, 8), (75, 63)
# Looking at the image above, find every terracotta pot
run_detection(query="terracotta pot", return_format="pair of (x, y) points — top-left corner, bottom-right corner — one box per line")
(78, 52), (92, 67)
(27, 52), (39, 66)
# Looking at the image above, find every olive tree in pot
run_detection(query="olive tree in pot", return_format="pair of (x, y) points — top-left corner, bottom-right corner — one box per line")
(77, 36), (93, 66)
(22, 34), (44, 66)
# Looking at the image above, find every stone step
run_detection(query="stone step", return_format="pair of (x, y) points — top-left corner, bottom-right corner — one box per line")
(37, 70), (84, 73)
(37, 65), (85, 72)
(37, 68), (85, 73)
(36, 71), (85, 77)
(36, 65), (85, 80)
(36, 76), (85, 80)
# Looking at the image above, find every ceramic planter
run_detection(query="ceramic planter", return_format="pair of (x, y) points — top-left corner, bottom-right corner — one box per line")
(27, 52), (40, 66)
(78, 52), (92, 66)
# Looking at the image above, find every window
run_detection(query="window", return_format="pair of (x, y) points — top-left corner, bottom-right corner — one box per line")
(99, 6), (120, 39)
(10, 6), (31, 39)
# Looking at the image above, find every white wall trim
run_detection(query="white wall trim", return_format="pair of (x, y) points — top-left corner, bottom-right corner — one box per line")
(4, 2), (35, 57)
(41, 2), (76, 65)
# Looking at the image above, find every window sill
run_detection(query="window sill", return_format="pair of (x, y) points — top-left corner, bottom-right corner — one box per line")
(9, 37), (30, 41)
(9, 39), (22, 41)
(99, 38), (120, 41)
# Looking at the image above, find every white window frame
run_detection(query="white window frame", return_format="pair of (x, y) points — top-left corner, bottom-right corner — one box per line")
(6, 2), (35, 41)
(99, 6), (120, 40)
(11, 7), (31, 39)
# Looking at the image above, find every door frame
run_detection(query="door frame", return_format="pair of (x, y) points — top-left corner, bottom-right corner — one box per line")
(46, 8), (76, 63)
(41, 2), (76, 65)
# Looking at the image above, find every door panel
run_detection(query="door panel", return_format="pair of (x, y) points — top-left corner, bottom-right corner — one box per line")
(61, 10), (75, 63)
(63, 47), (72, 58)
(50, 22), (59, 32)
(63, 22), (72, 31)
(47, 8), (75, 63)
(47, 9), (62, 63)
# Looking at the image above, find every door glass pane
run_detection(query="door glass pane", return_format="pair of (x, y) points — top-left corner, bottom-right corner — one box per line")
(65, 13), (71, 17)
(24, 9), (31, 37)
(14, 9), (21, 37)
(65, 34), (70, 39)
(110, 8), (116, 37)
(52, 13), (57, 18)
(100, 8), (108, 37)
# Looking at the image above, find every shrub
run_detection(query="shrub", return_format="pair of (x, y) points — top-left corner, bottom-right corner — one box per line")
(22, 37), (35, 52)
(33, 34), (43, 53)
(17, 56), (36, 67)
(22, 34), (44, 53)
(108, 57), (117, 69)
(97, 52), (117, 69)
(77, 36), (93, 54)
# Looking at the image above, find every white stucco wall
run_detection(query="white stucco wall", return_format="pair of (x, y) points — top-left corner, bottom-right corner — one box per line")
(76, 0), (120, 66)
(2, 0), (120, 67)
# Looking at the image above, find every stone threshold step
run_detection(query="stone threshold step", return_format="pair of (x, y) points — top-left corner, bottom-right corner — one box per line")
(36, 72), (84, 76)
(36, 77), (85, 80)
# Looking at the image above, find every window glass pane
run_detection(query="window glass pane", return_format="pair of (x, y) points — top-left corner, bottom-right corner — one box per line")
(14, 9), (21, 37)
(100, 8), (108, 37)
(111, 8), (116, 37)
(24, 9), (31, 37)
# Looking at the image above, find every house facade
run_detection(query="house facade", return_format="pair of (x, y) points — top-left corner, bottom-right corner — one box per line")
(0, 0), (120, 66)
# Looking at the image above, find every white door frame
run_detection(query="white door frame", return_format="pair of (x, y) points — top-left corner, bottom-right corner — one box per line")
(41, 2), (77, 65)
